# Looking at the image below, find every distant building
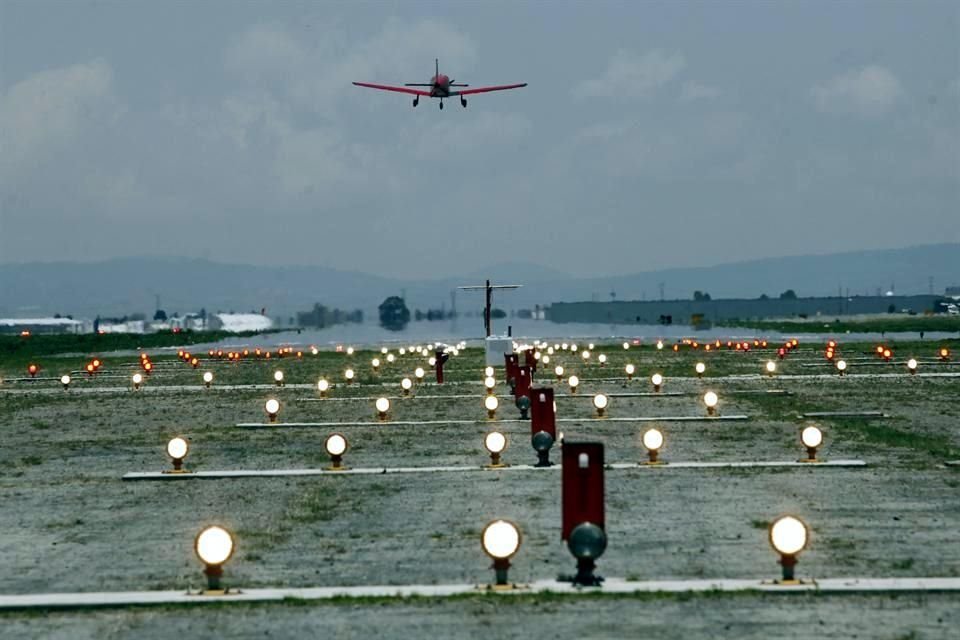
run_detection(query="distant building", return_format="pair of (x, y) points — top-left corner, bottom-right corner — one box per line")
(0, 317), (89, 335)
(209, 313), (273, 333)
(945, 286), (960, 300)
(98, 320), (146, 334)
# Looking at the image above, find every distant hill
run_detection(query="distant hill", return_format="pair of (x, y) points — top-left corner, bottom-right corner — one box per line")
(0, 244), (956, 319)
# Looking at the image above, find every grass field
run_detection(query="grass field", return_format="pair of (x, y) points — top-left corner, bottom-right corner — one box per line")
(1, 335), (959, 638)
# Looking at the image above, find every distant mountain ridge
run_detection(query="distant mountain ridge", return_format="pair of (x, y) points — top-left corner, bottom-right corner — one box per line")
(1, 244), (956, 319)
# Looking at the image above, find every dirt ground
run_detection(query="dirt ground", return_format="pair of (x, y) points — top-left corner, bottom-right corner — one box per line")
(1, 340), (958, 638)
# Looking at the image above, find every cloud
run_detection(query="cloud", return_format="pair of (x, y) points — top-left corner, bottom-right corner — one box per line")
(812, 65), (902, 116)
(575, 49), (685, 99)
(680, 81), (720, 102)
(0, 60), (119, 183)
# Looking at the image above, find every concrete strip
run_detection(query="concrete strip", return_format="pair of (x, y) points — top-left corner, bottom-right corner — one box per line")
(2, 576), (957, 610)
(801, 411), (889, 418)
(234, 415), (750, 429)
(122, 459), (865, 481)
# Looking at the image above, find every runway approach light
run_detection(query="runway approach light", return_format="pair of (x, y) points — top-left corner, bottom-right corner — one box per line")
(265, 398), (280, 422)
(401, 377), (413, 396)
(132, 373), (144, 390)
(317, 378), (330, 397)
(766, 361), (777, 377)
(345, 368), (355, 384)
(386, 353), (395, 364)
(484, 431), (507, 468)
(414, 367), (425, 382)
(598, 354), (607, 367)
(195, 526), (235, 592)
(568, 375), (580, 394)
(704, 391), (719, 416)
(623, 342), (630, 350)
(542, 355), (550, 365)
(769, 516), (809, 583)
(555, 365), (564, 381)
(203, 371), (213, 388)
(375, 397), (391, 420)
(60, 374), (71, 390)
(428, 356), (437, 367)
(485, 395), (500, 419)
(695, 362), (706, 378)
(324, 433), (348, 470)
(28, 363), (39, 378)
(651, 373), (663, 393)
(485, 366), (495, 378)
(641, 428), (665, 465)
(625, 364), (635, 381)
(800, 425), (823, 462)
(481, 519), (521, 587)
(371, 358), (381, 373)
(656, 340), (664, 351)
(836, 360), (848, 376)
(907, 358), (918, 374)
(581, 350), (591, 361)
(593, 393), (608, 418)
(165, 437), (189, 473)
(484, 376), (497, 394)
(939, 347), (951, 362)
(346, 347), (355, 356)
(273, 371), (284, 387)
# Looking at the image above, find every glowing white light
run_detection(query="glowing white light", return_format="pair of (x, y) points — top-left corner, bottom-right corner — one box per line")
(203, 372), (214, 384)
(484, 376), (496, 390)
(770, 516), (808, 555)
(623, 342), (630, 350)
(695, 362), (706, 375)
(375, 397), (390, 414)
(766, 361), (777, 374)
(642, 428), (663, 451)
(704, 391), (719, 408)
(656, 340), (664, 350)
(414, 367), (425, 380)
(625, 364), (635, 375)
(593, 393), (608, 410)
(482, 520), (520, 559)
(801, 426), (823, 448)
(132, 373), (143, 385)
(60, 375), (71, 386)
(387, 354), (395, 363)
(484, 431), (507, 454)
(274, 371), (284, 382)
(588, 343), (595, 350)
(568, 375), (580, 388)
(317, 379), (330, 392)
(372, 358), (380, 368)
(345, 368), (355, 380)
(651, 373), (663, 386)
(325, 433), (347, 456)
(401, 377), (412, 390)
(484, 395), (499, 412)
(346, 347), (354, 355)
(484, 366), (495, 377)
(547, 347), (555, 355)
(428, 357), (437, 367)
(836, 360), (847, 372)
(196, 526), (234, 566)
(381, 347), (388, 355)
(581, 350), (590, 360)
(907, 358), (918, 371)
(265, 398), (280, 415)
(598, 354), (607, 364)
(167, 437), (188, 459)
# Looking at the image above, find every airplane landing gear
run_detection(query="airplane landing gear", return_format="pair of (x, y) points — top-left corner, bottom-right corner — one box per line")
(439, 99), (444, 110)
(413, 96), (419, 107)
(460, 96), (467, 108)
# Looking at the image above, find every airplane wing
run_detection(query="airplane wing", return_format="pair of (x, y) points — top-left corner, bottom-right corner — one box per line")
(353, 82), (431, 96)
(450, 83), (527, 96)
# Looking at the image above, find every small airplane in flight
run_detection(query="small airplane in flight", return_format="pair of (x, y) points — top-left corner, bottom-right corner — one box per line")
(353, 59), (527, 109)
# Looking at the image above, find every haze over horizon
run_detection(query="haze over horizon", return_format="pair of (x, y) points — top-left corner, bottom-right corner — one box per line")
(2, 1), (958, 279)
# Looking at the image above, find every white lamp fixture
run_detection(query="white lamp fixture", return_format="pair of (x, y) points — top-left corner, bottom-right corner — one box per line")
(273, 370), (284, 387)
(592, 393), (609, 418)
(695, 362), (706, 378)
(317, 378), (330, 397)
(703, 391), (719, 416)
(264, 398), (280, 422)
(324, 433), (348, 470)
(836, 359), (848, 376)
(625, 364), (635, 381)
(414, 367), (425, 382)
(401, 377), (413, 396)
(651, 373), (663, 392)
(484, 376), (497, 395)
(203, 371), (214, 388)
(568, 375), (580, 394)
(769, 516), (809, 583)
(345, 368), (355, 384)
(195, 526), (235, 592)
(484, 395), (499, 419)
(484, 431), (507, 467)
(132, 372), (144, 391)
(60, 374), (71, 390)
(765, 361), (777, 376)
(641, 428), (664, 465)
(555, 365), (564, 381)
(375, 397), (391, 420)
(165, 436), (190, 473)
(800, 425), (823, 462)
(481, 519), (521, 586)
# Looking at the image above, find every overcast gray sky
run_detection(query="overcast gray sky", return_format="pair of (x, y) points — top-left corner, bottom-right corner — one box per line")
(1, 0), (957, 279)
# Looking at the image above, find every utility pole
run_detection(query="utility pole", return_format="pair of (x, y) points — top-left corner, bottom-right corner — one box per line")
(659, 282), (665, 301)
(458, 279), (521, 337)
